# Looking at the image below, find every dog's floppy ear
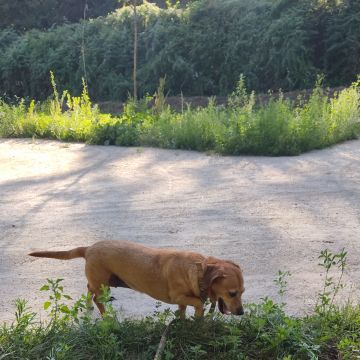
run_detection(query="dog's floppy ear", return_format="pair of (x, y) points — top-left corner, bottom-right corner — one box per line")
(197, 259), (225, 302)
(224, 259), (241, 269)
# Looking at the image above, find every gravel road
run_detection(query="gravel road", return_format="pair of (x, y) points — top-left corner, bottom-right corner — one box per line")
(0, 139), (359, 322)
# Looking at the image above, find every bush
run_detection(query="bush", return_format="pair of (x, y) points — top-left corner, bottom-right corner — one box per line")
(1, 75), (359, 156)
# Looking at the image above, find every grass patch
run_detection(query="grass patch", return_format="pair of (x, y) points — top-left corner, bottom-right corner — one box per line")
(0, 249), (359, 359)
(2, 300), (360, 359)
(0, 75), (359, 156)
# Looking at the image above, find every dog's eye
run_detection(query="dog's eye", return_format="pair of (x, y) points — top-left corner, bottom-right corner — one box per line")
(229, 291), (237, 298)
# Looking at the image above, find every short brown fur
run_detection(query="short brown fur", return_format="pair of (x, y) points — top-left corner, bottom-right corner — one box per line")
(29, 240), (245, 317)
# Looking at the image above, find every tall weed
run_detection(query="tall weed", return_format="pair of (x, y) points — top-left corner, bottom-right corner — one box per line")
(0, 76), (359, 156)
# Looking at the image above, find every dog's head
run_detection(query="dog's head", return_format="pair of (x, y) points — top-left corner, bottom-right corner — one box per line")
(199, 257), (245, 315)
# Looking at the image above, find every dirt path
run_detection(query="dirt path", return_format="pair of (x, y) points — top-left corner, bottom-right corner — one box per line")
(0, 139), (359, 322)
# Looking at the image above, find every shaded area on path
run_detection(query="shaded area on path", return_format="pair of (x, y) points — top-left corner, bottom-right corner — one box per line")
(0, 139), (359, 322)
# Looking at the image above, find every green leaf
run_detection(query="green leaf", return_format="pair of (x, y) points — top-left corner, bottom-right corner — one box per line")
(43, 301), (51, 310)
(40, 285), (49, 291)
(60, 305), (70, 314)
(63, 295), (72, 300)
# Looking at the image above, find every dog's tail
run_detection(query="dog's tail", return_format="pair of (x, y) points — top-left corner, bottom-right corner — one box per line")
(29, 247), (87, 260)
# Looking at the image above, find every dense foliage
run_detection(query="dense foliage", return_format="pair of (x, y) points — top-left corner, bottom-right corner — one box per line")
(0, 76), (359, 156)
(0, 0), (359, 102)
(0, 0), (119, 30)
(0, 0), (190, 31)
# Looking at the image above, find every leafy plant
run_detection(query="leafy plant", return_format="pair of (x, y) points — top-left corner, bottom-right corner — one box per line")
(0, 75), (359, 156)
(40, 278), (73, 324)
(316, 248), (347, 316)
(274, 270), (291, 300)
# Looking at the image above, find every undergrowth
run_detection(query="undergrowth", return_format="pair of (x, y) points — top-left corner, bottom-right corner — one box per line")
(0, 249), (359, 359)
(0, 74), (359, 156)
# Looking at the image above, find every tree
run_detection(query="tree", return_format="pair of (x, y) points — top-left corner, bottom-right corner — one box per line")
(0, 0), (119, 31)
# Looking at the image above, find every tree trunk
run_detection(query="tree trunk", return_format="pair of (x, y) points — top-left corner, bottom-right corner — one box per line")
(133, 0), (138, 100)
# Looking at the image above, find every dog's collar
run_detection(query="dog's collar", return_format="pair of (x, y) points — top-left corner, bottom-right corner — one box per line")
(196, 262), (208, 303)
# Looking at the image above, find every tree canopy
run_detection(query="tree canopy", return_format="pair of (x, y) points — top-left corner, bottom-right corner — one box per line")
(0, 0), (359, 101)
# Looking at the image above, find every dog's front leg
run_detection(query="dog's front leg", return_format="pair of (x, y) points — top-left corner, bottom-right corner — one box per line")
(172, 295), (204, 317)
(178, 305), (187, 319)
(194, 305), (204, 317)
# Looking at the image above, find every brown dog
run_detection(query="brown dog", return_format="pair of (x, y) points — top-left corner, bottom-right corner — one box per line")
(29, 240), (245, 317)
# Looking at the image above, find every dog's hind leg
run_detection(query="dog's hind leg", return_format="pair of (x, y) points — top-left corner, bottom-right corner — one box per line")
(86, 283), (105, 314)
(86, 284), (94, 309)
(85, 264), (112, 315)
(178, 304), (187, 319)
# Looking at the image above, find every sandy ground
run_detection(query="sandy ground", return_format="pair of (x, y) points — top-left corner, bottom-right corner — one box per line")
(0, 138), (359, 323)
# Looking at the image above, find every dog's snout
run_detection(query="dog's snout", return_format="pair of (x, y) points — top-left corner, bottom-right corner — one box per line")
(236, 306), (244, 316)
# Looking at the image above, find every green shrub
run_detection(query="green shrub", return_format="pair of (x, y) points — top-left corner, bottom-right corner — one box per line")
(0, 75), (359, 156)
